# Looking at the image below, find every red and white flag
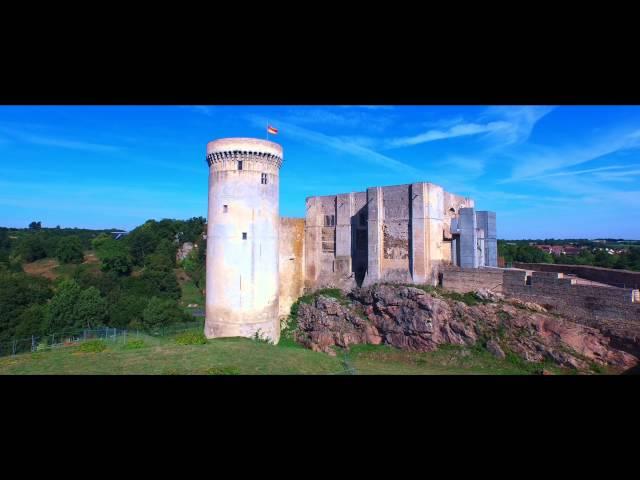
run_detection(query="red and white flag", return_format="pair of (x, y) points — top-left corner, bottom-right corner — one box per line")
(267, 125), (278, 135)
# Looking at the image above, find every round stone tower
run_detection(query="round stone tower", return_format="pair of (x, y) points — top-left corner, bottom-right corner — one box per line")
(204, 137), (283, 343)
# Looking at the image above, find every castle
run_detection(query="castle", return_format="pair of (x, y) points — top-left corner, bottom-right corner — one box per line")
(204, 138), (497, 343)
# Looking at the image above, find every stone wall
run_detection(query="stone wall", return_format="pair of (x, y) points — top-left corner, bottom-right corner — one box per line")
(513, 263), (640, 289)
(441, 267), (640, 355)
(439, 267), (506, 293)
(279, 217), (305, 317)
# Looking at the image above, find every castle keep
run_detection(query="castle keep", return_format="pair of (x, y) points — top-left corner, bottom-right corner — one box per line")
(304, 183), (497, 292)
(205, 138), (497, 343)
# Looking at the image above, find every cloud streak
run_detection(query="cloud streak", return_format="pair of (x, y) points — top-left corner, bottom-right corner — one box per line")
(0, 126), (121, 153)
(389, 106), (554, 148)
(247, 115), (423, 176)
(389, 121), (511, 147)
(502, 128), (640, 183)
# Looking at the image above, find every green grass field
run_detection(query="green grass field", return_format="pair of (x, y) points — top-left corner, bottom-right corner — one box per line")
(0, 330), (579, 375)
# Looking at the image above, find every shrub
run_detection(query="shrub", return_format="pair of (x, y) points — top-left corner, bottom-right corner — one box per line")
(252, 329), (273, 344)
(142, 297), (191, 332)
(55, 236), (84, 264)
(122, 339), (145, 350)
(79, 340), (107, 353)
(174, 331), (207, 345)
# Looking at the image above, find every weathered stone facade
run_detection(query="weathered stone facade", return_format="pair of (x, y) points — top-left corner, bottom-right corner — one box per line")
(205, 138), (283, 343)
(303, 182), (497, 292)
(205, 138), (499, 344)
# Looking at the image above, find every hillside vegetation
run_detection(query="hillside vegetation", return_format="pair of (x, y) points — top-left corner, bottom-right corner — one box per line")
(0, 218), (206, 345)
(0, 328), (574, 375)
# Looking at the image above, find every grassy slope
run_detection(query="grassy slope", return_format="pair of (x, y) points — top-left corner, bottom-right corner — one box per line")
(0, 331), (577, 375)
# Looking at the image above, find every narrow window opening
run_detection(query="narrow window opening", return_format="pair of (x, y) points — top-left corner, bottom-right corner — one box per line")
(238, 160), (243, 170)
(242, 232), (247, 240)
(324, 214), (335, 227)
(261, 173), (268, 184)
(223, 205), (228, 213)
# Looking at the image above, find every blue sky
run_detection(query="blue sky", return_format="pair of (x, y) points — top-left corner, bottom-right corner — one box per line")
(1, 105), (639, 239)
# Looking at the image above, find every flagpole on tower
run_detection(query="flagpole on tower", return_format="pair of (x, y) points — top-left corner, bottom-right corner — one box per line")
(266, 120), (269, 141)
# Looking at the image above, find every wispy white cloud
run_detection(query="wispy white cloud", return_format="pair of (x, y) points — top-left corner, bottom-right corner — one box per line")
(503, 129), (640, 182)
(0, 126), (121, 153)
(480, 106), (555, 145)
(247, 115), (423, 176)
(389, 106), (554, 149)
(282, 108), (395, 132)
(389, 121), (510, 147)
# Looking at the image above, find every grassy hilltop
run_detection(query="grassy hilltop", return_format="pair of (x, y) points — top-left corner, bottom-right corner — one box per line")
(0, 327), (577, 375)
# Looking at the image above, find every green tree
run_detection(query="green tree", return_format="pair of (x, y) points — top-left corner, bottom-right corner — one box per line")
(16, 234), (47, 262)
(28, 221), (42, 230)
(182, 244), (205, 289)
(94, 238), (132, 275)
(108, 295), (149, 329)
(140, 269), (181, 300)
(47, 279), (84, 332)
(75, 287), (108, 329)
(14, 304), (49, 338)
(0, 271), (52, 341)
(47, 280), (109, 332)
(55, 235), (85, 264)
(142, 297), (190, 331)
(91, 233), (112, 252)
(126, 223), (161, 266)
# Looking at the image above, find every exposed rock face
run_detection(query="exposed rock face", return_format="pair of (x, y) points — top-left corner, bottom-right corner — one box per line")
(294, 285), (637, 372)
(176, 242), (194, 262)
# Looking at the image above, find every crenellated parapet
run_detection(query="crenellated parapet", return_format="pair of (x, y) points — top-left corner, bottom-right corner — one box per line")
(205, 138), (283, 170)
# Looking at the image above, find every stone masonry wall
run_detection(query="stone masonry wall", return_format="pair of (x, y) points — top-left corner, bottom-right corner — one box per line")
(279, 217), (305, 317)
(513, 263), (640, 289)
(441, 267), (640, 355)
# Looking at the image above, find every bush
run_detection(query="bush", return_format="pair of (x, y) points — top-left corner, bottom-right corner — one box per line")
(79, 340), (107, 353)
(174, 331), (208, 345)
(55, 236), (84, 264)
(16, 235), (47, 262)
(108, 295), (148, 329)
(142, 297), (192, 332)
(122, 339), (145, 350)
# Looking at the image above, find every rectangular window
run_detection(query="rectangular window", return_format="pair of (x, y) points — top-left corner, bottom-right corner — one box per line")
(322, 228), (335, 253)
(324, 214), (335, 227)
(261, 173), (267, 184)
(238, 160), (243, 170)
(242, 232), (247, 240)
(223, 205), (228, 213)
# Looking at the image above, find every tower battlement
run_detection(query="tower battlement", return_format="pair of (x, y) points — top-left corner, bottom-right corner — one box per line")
(206, 138), (283, 168)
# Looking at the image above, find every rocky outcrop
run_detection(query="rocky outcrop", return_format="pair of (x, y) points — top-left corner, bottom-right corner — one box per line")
(294, 285), (638, 372)
(176, 242), (194, 262)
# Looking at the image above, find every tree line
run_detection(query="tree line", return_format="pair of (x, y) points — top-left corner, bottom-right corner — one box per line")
(498, 241), (640, 271)
(0, 218), (207, 343)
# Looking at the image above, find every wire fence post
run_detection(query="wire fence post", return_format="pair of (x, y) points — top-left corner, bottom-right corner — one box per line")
(12, 339), (17, 356)
(31, 335), (35, 352)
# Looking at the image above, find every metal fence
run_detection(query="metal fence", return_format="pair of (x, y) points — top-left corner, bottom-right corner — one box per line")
(0, 321), (205, 359)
